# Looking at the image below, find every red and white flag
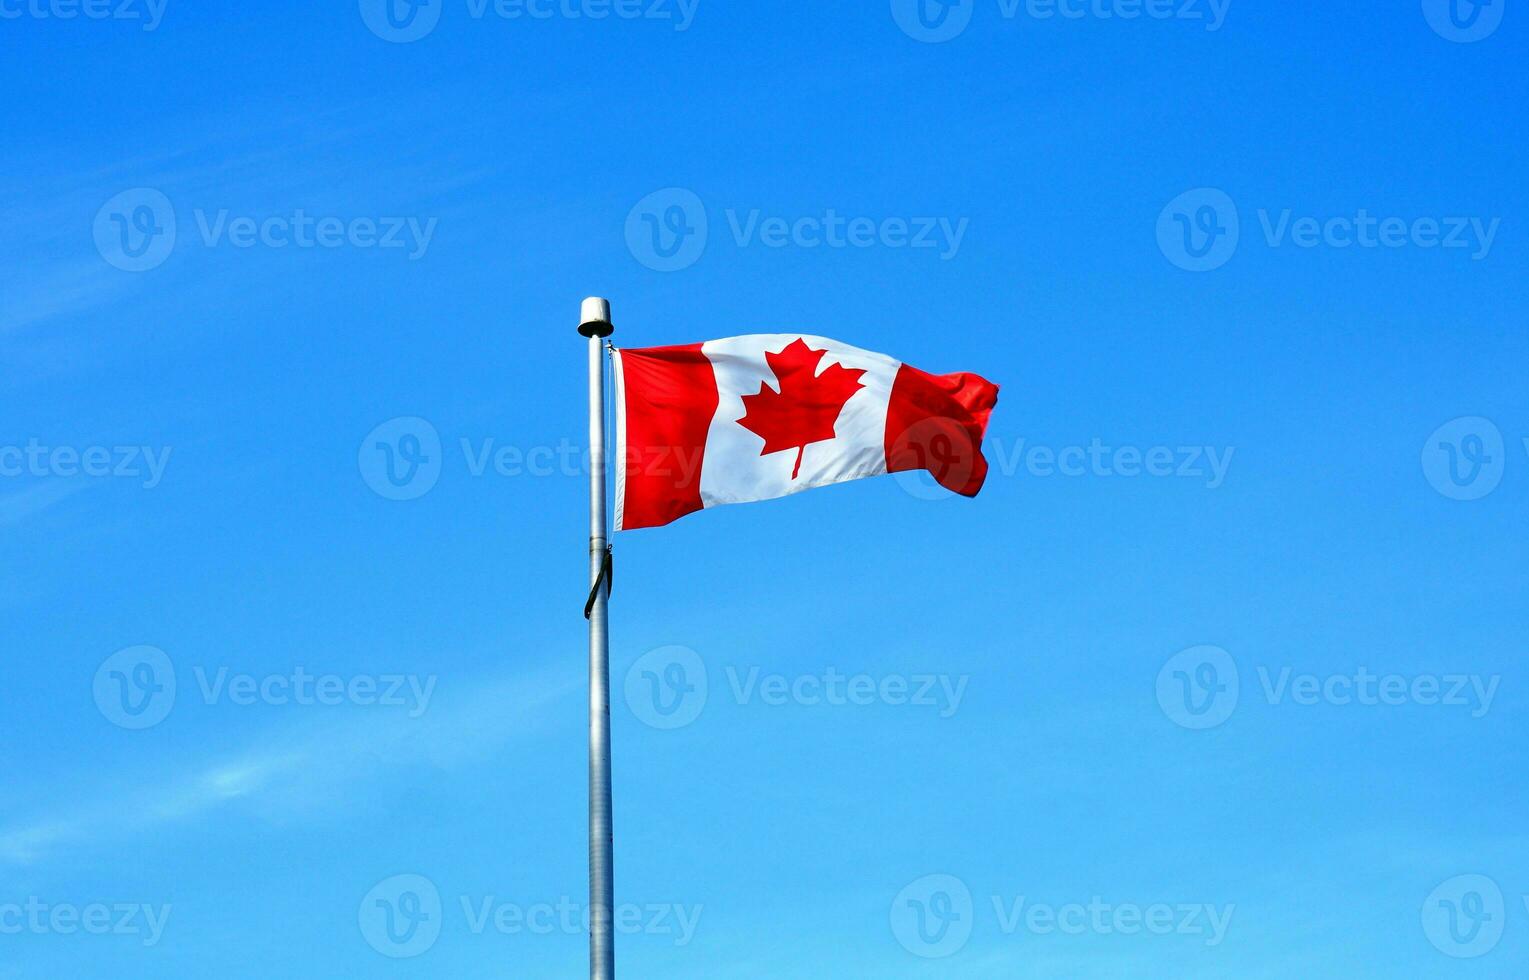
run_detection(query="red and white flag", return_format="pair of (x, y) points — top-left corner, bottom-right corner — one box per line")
(613, 334), (999, 530)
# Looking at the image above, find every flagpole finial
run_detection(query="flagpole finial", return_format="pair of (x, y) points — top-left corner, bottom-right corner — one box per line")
(578, 297), (614, 338)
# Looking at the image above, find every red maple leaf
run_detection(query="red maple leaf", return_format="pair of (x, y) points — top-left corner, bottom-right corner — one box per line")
(736, 338), (867, 479)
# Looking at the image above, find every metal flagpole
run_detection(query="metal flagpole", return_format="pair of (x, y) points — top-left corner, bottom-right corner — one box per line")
(578, 296), (616, 980)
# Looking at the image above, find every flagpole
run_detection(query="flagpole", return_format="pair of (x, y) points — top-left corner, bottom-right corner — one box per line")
(579, 296), (616, 980)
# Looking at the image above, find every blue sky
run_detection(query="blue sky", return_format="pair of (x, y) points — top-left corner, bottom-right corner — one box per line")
(2, 2), (1526, 977)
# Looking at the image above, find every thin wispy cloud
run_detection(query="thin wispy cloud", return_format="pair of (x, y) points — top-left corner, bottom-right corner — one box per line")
(1, 96), (491, 337)
(0, 261), (138, 333)
(0, 662), (580, 865)
(0, 478), (91, 527)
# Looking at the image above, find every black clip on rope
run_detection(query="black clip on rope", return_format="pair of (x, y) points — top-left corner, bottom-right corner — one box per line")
(584, 546), (613, 619)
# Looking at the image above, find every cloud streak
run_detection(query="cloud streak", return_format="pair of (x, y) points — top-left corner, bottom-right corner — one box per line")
(0, 478), (91, 527)
(0, 661), (580, 865)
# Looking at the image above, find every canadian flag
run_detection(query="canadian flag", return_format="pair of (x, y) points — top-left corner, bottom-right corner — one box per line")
(613, 334), (999, 530)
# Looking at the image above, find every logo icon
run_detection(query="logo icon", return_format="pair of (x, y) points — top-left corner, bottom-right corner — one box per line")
(359, 417), (443, 501)
(1422, 874), (1504, 958)
(359, 0), (443, 42)
(625, 188), (708, 272)
(890, 874), (973, 958)
(93, 645), (177, 730)
(94, 189), (176, 273)
(1157, 645), (1239, 730)
(891, 0), (975, 42)
(1157, 188), (1239, 272)
(1422, 417), (1504, 501)
(359, 874), (443, 958)
(1423, 0), (1505, 42)
(625, 645), (708, 729)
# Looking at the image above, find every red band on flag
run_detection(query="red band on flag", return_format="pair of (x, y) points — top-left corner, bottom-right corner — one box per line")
(884, 364), (1000, 497)
(615, 343), (717, 531)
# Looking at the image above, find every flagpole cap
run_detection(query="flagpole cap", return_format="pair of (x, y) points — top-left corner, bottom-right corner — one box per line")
(578, 297), (614, 338)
